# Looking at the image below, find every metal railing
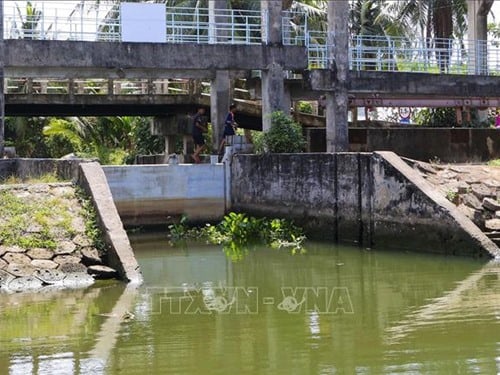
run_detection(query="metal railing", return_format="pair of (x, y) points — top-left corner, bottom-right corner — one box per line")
(303, 33), (500, 75)
(282, 10), (307, 46)
(4, 1), (120, 41)
(349, 35), (500, 75)
(4, 1), (263, 44)
(165, 7), (263, 44)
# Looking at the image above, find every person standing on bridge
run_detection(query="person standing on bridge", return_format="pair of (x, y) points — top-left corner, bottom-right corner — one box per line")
(218, 104), (238, 155)
(191, 107), (208, 163)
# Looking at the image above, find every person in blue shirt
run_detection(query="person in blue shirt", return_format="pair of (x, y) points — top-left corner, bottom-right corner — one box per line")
(218, 104), (238, 154)
(191, 107), (207, 163)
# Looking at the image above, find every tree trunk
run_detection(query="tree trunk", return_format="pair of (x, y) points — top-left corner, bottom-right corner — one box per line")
(282, 0), (293, 10)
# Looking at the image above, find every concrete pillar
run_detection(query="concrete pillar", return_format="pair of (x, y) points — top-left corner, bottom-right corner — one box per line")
(283, 83), (292, 115)
(151, 115), (182, 155)
(325, 1), (349, 152)
(261, 1), (286, 131)
(210, 70), (231, 152)
(262, 64), (286, 131)
(0, 0), (4, 157)
(261, 0), (282, 45)
(467, 0), (494, 74)
(209, 0), (229, 43)
(208, 1), (231, 152)
(165, 136), (177, 155)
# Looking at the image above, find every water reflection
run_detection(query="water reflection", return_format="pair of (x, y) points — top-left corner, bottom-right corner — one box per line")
(0, 236), (499, 374)
(0, 282), (132, 375)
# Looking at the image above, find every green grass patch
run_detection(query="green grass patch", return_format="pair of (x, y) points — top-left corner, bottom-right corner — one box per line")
(0, 186), (106, 252)
(0, 191), (60, 249)
(75, 188), (107, 252)
(488, 159), (500, 167)
(1, 172), (62, 185)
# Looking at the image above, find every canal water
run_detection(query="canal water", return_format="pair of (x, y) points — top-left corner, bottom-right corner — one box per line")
(1, 233), (499, 374)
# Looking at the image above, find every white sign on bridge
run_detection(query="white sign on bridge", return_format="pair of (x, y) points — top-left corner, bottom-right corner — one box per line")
(121, 3), (166, 43)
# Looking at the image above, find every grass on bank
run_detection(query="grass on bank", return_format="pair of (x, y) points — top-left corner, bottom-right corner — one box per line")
(1, 172), (63, 185)
(488, 159), (500, 167)
(0, 185), (105, 252)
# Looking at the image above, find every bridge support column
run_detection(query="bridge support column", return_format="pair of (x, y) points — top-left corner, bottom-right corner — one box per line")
(209, 0), (229, 43)
(467, 0), (493, 74)
(325, 0), (349, 152)
(262, 64), (286, 131)
(211, 70), (231, 153)
(261, 0), (287, 131)
(151, 115), (184, 160)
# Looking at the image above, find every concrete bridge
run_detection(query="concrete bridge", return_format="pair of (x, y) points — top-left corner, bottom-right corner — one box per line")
(1, 1), (499, 156)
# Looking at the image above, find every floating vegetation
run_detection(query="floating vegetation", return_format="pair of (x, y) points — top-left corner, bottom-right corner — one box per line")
(168, 212), (307, 261)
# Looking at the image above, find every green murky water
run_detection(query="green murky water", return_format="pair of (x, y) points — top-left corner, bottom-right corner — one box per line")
(1, 234), (499, 374)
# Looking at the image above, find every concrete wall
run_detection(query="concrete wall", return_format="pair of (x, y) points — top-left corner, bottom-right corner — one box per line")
(0, 158), (92, 181)
(78, 162), (143, 284)
(305, 128), (500, 163)
(103, 163), (226, 226)
(5, 40), (307, 78)
(310, 70), (500, 97)
(230, 152), (499, 258)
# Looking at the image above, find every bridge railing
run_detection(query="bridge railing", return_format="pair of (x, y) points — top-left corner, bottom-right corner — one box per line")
(4, 78), (192, 96)
(4, 1), (120, 41)
(165, 7), (263, 45)
(282, 10), (307, 46)
(303, 33), (500, 75)
(4, 2), (500, 76)
(4, 1), (263, 44)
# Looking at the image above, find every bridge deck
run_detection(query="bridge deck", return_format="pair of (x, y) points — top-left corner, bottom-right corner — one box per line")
(4, 2), (500, 76)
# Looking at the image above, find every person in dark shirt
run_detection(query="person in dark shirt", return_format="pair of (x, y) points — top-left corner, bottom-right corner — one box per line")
(218, 104), (238, 154)
(191, 107), (207, 163)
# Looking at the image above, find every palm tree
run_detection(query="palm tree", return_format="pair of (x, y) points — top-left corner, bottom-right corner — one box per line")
(13, 1), (42, 39)
(43, 116), (164, 164)
(386, 0), (467, 72)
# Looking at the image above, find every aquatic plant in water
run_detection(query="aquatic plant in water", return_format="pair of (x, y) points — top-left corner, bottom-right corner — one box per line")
(167, 212), (306, 261)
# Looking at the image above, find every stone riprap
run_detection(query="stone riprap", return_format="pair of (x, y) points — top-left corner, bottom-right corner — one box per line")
(410, 160), (500, 246)
(0, 182), (118, 293)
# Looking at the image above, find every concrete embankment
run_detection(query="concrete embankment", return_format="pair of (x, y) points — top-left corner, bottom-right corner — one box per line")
(230, 152), (500, 258)
(78, 162), (143, 284)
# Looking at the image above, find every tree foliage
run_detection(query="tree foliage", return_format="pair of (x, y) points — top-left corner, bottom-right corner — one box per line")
(253, 111), (306, 154)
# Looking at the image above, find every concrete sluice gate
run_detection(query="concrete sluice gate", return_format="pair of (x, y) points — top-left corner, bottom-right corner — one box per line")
(101, 152), (499, 260)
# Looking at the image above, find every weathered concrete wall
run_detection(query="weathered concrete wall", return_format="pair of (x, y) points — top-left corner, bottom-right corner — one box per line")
(103, 163), (225, 226)
(5, 40), (307, 78)
(305, 128), (500, 163)
(0, 158), (92, 181)
(230, 152), (500, 258)
(78, 162), (143, 284)
(310, 70), (500, 97)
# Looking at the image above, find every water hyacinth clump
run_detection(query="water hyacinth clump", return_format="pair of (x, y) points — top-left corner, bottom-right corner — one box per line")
(168, 212), (307, 261)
